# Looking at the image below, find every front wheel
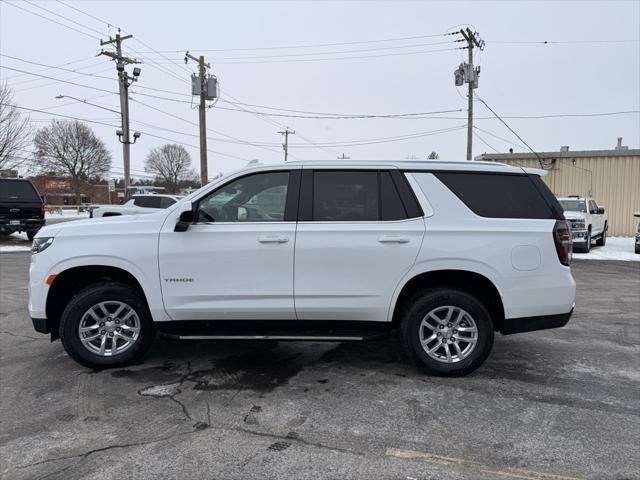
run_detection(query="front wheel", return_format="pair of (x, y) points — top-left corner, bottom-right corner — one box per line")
(60, 282), (155, 369)
(582, 230), (591, 253)
(400, 288), (494, 377)
(27, 230), (37, 241)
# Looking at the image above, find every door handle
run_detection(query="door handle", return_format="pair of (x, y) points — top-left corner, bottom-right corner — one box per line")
(258, 235), (289, 243)
(378, 235), (410, 244)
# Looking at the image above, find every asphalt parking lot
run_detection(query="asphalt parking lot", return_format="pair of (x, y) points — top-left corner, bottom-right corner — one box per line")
(1, 253), (638, 480)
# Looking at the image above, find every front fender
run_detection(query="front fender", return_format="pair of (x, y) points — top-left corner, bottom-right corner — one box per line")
(46, 255), (170, 322)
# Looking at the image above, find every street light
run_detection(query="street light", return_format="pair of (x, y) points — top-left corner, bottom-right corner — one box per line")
(55, 94), (120, 115)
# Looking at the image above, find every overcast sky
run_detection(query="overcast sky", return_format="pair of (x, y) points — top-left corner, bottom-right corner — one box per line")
(1, 0), (639, 180)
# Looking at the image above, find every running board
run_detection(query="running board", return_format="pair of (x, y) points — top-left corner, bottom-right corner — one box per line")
(159, 332), (386, 341)
(156, 320), (391, 342)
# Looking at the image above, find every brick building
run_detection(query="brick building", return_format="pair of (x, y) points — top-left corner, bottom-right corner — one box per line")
(28, 176), (115, 206)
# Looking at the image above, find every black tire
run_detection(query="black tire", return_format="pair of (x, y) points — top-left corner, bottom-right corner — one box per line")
(27, 230), (37, 241)
(596, 224), (607, 246)
(60, 282), (155, 369)
(635, 244), (640, 254)
(399, 288), (494, 377)
(582, 229), (591, 253)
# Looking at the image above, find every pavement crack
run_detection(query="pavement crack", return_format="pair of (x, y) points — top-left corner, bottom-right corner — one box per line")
(0, 330), (41, 341)
(13, 427), (203, 472)
(234, 426), (363, 456)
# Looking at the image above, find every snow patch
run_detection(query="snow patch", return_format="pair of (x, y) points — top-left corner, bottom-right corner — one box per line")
(572, 237), (639, 262)
(139, 383), (181, 398)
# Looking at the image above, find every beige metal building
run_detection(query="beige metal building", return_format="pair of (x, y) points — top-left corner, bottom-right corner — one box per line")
(476, 141), (640, 236)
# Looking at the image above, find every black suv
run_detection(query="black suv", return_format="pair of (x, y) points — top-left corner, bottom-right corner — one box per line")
(0, 178), (45, 241)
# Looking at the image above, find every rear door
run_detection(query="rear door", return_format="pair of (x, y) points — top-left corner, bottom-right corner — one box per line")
(294, 168), (424, 322)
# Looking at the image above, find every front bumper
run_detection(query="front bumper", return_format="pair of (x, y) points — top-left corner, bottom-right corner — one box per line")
(570, 229), (588, 243)
(501, 308), (573, 335)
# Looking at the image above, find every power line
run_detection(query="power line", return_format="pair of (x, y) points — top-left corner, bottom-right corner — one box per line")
(154, 46), (466, 65)
(22, 0), (106, 36)
(0, 65), (118, 95)
(489, 39), (640, 45)
(473, 126), (527, 150)
(475, 96), (548, 168)
(130, 32), (450, 53)
(472, 130), (499, 153)
(1, 0), (100, 40)
(287, 125), (466, 148)
(1, 55), (98, 80)
(129, 96), (282, 154)
(140, 39), (458, 62)
(2, 104), (250, 163)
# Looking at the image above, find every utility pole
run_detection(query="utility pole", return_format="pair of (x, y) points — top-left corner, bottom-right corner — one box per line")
(185, 51), (216, 186)
(278, 128), (295, 162)
(454, 28), (484, 160)
(99, 30), (142, 196)
(337, 153), (350, 160)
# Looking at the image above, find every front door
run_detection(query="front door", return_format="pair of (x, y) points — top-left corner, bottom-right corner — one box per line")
(158, 169), (299, 320)
(294, 169), (424, 322)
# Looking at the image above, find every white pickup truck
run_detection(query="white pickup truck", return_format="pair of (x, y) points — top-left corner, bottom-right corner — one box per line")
(557, 196), (608, 253)
(90, 194), (181, 218)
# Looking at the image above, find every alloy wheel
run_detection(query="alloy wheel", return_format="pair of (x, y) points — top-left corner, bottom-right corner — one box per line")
(418, 305), (478, 363)
(78, 301), (141, 356)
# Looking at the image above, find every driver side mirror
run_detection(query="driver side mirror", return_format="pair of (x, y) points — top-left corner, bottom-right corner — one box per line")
(174, 202), (195, 232)
(596, 206), (605, 215)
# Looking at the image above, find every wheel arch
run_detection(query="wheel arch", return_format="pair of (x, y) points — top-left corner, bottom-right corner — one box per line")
(390, 268), (506, 332)
(46, 265), (152, 340)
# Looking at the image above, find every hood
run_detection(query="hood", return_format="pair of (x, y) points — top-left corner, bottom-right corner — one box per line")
(35, 210), (168, 239)
(563, 211), (586, 221)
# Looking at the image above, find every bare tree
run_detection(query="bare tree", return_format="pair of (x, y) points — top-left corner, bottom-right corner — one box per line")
(0, 82), (32, 171)
(33, 120), (112, 204)
(144, 144), (194, 193)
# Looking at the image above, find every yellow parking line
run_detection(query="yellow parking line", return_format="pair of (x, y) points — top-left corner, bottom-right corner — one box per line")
(385, 447), (581, 480)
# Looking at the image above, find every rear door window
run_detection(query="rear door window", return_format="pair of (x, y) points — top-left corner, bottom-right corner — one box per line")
(434, 172), (556, 219)
(313, 171), (378, 221)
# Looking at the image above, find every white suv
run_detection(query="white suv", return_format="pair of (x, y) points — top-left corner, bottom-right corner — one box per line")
(90, 194), (181, 218)
(28, 161), (576, 376)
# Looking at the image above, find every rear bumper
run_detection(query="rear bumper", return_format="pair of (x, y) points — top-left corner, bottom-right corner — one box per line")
(501, 308), (573, 335)
(0, 219), (45, 233)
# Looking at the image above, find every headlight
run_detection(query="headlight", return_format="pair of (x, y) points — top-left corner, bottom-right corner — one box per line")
(31, 237), (54, 254)
(572, 222), (585, 230)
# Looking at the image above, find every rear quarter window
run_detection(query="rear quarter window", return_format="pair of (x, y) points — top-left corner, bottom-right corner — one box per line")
(434, 172), (557, 219)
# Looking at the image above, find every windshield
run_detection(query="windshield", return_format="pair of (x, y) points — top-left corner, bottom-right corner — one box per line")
(559, 199), (587, 213)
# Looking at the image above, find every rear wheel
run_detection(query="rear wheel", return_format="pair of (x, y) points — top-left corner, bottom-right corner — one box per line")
(400, 288), (494, 377)
(596, 224), (607, 246)
(60, 282), (154, 369)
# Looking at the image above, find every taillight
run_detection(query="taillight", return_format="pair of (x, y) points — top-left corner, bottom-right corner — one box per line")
(553, 220), (572, 266)
(40, 204), (45, 218)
